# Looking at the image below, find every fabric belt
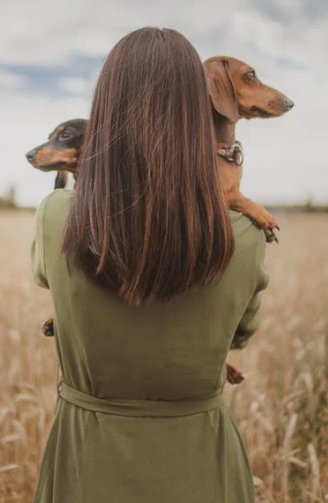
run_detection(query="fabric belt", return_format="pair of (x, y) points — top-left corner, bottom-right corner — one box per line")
(59, 381), (224, 418)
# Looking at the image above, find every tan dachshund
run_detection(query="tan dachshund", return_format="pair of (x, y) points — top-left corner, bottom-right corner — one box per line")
(203, 56), (294, 242)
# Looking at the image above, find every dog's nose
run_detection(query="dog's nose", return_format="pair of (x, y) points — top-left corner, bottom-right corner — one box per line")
(26, 149), (37, 162)
(285, 98), (294, 110)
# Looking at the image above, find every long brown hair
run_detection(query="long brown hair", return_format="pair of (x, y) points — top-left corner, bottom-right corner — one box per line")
(62, 27), (234, 305)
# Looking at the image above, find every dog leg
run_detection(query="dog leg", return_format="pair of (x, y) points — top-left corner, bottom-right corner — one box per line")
(226, 363), (245, 384)
(42, 318), (54, 336)
(226, 192), (279, 242)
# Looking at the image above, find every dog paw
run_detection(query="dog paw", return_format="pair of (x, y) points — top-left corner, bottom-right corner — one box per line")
(248, 207), (280, 244)
(226, 364), (245, 385)
(264, 226), (279, 244)
(253, 209), (278, 230)
(241, 199), (279, 236)
(42, 319), (54, 337)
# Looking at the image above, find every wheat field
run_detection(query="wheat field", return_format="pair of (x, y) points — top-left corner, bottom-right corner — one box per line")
(0, 210), (327, 503)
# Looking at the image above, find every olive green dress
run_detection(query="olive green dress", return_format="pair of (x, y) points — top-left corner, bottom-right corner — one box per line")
(31, 189), (268, 503)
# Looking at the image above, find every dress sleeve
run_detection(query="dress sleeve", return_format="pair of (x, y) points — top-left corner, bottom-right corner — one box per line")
(30, 194), (52, 289)
(230, 232), (269, 350)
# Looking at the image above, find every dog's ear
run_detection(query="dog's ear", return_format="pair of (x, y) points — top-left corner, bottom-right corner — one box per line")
(54, 171), (68, 189)
(204, 59), (239, 123)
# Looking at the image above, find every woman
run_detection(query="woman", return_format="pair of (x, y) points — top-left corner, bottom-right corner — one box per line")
(31, 27), (268, 503)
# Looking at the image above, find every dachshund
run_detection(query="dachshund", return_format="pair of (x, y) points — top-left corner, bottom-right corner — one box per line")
(203, 56), (294, 242)
(26, 57), (294, 384)
(26, 119), (87, 190)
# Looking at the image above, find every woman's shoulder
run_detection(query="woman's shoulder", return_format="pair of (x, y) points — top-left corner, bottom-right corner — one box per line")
(35, 189), (73, 240)
(32, 190), (73, 288)
(226, 210), (268, 297)
(229, 209), (266, 257)
(38, 188), (73, 211)
(37, 189), (73, 221)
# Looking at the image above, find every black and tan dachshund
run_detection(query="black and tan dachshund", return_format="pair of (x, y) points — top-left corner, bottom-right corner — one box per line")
(26, 119), (87, 189)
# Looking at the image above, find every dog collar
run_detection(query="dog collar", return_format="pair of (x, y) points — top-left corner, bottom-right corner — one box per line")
(216, 141), (243, 166)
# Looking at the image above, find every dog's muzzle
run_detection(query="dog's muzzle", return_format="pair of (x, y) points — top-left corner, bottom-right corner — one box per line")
(26, 149), (38, 162)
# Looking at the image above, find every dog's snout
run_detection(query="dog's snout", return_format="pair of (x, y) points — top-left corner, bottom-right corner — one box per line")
(285, 98), (294, 110)
(26, 149), (38, 162)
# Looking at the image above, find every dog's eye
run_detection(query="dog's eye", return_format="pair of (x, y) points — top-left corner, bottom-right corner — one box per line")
(60, 131), (73, 140)
(247, 71), (257, 80)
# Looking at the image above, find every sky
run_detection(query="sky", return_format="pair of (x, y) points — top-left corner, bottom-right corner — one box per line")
(0, 0), (327, 207)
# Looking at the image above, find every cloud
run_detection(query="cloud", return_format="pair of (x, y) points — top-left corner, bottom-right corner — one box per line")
(301, 0), (328, 22)
(1, 0), (325, 68)
(0, 55), (103, 97)
(247, 0), (328, 24)
(0, 70), (29, 88)
(59, 77), (90, 94)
